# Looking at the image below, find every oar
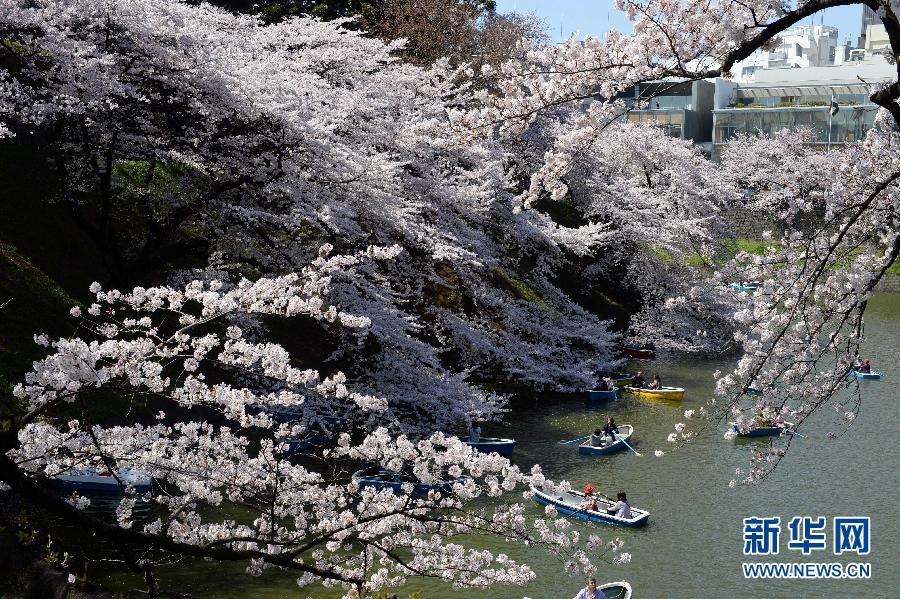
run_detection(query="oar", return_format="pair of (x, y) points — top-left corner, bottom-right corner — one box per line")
(614, 433), (643, 457)
(780, 422), (806, 438)
(559, 434), (590, 445)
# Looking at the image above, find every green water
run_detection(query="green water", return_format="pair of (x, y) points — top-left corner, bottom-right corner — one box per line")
(97, 294), (900, 598)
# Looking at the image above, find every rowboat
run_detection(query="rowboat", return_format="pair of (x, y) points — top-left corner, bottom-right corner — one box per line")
(266, 413), (344, 455)
(578, 425), (634, 455)
(466, 437), (516, 457)
(730, 422), (789, 437)
(849, 370), (882, 380)
(531, 486), (649, 527)
(585, 388), (619, 401)
(729, 283), (757, 292)
(51, 467), (153, 495)
(624, 386), (685, 401)
(254, 405), (345, 428)
(599, 581), (633, 599)
(281, 434), (325, 454)
(618, 346), (656, 359)
(352, 467), (468, 496)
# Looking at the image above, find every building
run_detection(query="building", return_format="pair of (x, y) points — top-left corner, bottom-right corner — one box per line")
(732, 25), (841, 81)
(859, 6), (880, 47)
(856, 1), (900, 60)
(710, 63), (895, 159)
(622, 80), (716, 145)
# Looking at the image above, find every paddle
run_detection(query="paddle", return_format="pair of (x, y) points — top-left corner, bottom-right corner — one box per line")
(614, 433), (643, 457)
(774, 421), (806, 438)
(559, 434), (590, 445)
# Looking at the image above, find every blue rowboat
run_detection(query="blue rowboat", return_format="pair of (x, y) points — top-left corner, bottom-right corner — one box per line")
(352, 468), (468, 496)
(599, 581), (633, 599)
(585, 388), (619, 402)
(269, 414), (345, 455)
(466, 437), (516, 457)
(531, 486), (649, 527)
(579, 425), (634, 455)
(51, 467), (153, 495)
(254, 405), (345, 428)
(729, 283), (757, 292)
(281, 434), (325, 454)
(849, 370), (882, 380)
(730, 422), (789, 438)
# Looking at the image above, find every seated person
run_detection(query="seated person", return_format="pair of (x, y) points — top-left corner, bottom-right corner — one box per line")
(858, 358), (871, 373)
(601, 417), (619, 439)
(606, 490), (632, 519)
(648, 374), (662, 390)
(774, 413), (785, 427)
(631, 371), (647, 388)
(600, 377), (613, 391)
(589, 427), (605, 447)
(581, 485), (598, 511)
(753, 409), (767, 427)
(572, 576), (607, 599)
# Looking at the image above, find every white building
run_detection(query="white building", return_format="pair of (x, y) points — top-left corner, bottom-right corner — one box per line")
(856, 1), (899, 61)
(733, 25), (841, 81)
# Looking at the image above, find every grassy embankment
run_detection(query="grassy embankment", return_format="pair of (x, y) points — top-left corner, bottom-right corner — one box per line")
(650, 237), (900, 281)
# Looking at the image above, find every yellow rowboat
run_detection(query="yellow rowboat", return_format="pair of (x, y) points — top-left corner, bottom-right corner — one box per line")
(624, 386), (685, 401)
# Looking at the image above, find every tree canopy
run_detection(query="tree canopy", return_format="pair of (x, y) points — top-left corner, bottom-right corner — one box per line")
(0, 0), (898, 594)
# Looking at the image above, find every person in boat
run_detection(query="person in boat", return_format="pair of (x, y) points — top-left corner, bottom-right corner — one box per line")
(753, 408), (767, 427)
(469, 426), (481, 443)
(774, 413), (786, 427)
(648, 374), (662, 390)
(858, 358), (871, 373)
(631, 371), (647, 388)
(572, 576), (607, 599)
(580, 484), (599, 511)
(600, 377), (613, 391)
(606, 490), (632, 519)
(601, 416), (619, 440)
(589, 427), (606, 447)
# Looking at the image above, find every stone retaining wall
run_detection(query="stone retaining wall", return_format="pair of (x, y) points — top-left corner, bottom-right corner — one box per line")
(724, 207), (826, 239)
(875, 274), (900, 293)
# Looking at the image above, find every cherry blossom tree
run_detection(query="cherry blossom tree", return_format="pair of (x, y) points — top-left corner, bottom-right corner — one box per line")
(462, 0), (900, 478)
(0, 0), (628, 429)
(2, 250), (628, 595)
(0, 1), (634, 583)
(3, 0), (900, 593)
